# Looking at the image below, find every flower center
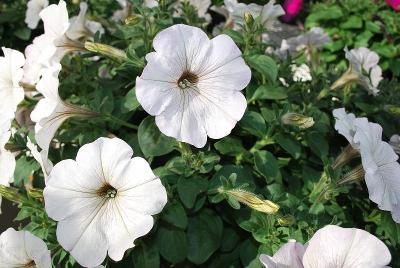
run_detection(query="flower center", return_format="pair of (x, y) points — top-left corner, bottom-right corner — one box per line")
(178, 71), (198, 89)
(24, 260), (36, 268)
(97, 183), (118, 198)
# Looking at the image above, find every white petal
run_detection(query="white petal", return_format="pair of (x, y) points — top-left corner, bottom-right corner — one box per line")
(260, 240), (305, 268)
(39, 0), (69, 39)
(26, 137), (53, 180)
(302, 225), (391, 268)
(25, 0), (49, 29)
(333, 108), (368, 149)
(0, 150), (16, 185)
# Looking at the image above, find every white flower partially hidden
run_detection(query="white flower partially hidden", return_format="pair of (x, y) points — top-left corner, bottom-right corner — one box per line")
(260, 225), (391, 268)
(0, 228), (51, 268)
(0, 116), (15, 214)
(136, 24), (251, 148)
(43, 137), (168, 267)
(290, 64), (312, 82)
(25, 0), (49, 29)
(302, 225), (391, 267)
(286, 27), (330, 54)
(30, 64), (98, 156)
(353, 119), (400, 223)
(332, 47), (382, 95)
(333, 108), (368, 149)
(67, 2), (104, 41)
(260, 239), (305, 268)
(0, 47), (25, 115)
(390, 134), (400, 154)
(27, 137), (53, 181)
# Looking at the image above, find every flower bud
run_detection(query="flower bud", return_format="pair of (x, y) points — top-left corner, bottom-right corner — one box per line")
(330, 68), (359, 90)
(0, 185), (27, 204)
(281, 112), (314, 129)
(27, 188), (44, 200)
(244, 12), (254, 27)
(277, 215), (296, 226)
(384, 105), (400, 116)
(226, 189), (279, 214)
(125, 15), (140, 25)
(85, 42), (128, 62)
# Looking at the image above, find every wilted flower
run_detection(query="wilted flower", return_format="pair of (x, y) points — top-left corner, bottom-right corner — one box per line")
(261, 225), (391, 268)
(331, 47), (383, 95)
(281, 112), (314, 129)
(0, 47), (25, 115)
(0, 228), (52, 268)
(136, 24), (251, 148)
(31, 64), (99, 156)
(290, 64), (312, 82)
(25, 0), (49, 29)
(353, 119), (400, 223)
(44, 137), (168, 267)
(282, 0), (303, 22)
(390, 134), (400, 154)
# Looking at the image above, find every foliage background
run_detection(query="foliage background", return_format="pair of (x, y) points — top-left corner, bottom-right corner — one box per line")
(1, 0), (400, 267)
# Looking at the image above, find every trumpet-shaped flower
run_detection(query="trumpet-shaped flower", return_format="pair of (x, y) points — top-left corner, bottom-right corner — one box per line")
(136, 24), (251, 148)
(43, 137), (168, 267)
(30, 64), (98, 156)
(353, 119), (400, 223)
(0, 47), (25, 115)
(25, 0), (49, 29)
(260, 225), (391, 268)
(0, 228), (52, 268)
(332, 47), (382, 95)
(260, 239), (305, 268)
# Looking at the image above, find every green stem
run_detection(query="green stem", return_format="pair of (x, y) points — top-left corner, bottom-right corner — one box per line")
(178, 142), (192, 157)
(103, 114), (138, 130)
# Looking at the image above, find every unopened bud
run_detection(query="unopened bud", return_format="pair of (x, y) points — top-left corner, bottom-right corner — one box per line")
(277, 215), (296, 226)
(0, 185), (27, 204)
(27, 188), (44, 200)
(281, 113), (314, 129)
(226, 189), (279, 214)
(85, 42), (128, 62)
(125, 15), (140, 25)
(244, 12), (254, 27)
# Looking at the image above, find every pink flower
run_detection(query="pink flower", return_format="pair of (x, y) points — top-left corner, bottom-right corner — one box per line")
(386, 0), (400, 11)
(282, 0), (303, 22)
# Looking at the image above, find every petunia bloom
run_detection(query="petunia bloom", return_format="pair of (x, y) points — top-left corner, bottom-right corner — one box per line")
(43, 137), (168, 267)
(353, 119), (400, 223)
(25, 0), (49, 29)
(333, 107), (367, 149)
(331, 47), (383, 95)
(0, 47), (25, 116)
(0, 228), (52, 268)
(136, 24), (251, 148)
(260, 225), (391, 268)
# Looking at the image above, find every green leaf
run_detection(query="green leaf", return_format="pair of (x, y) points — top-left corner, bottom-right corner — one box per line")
(138, 116), (176, 157)
(250, 85), (288, 101)
(13, 156), (39, 186)
(274, 134), (301, 159)
(340, 15), (362, 29)
(177, 176), (208, 209)
(132, 240), (160, 268)
(254, 151), (279, 182)
(214, 137), (245, 156)
(306, 132), (329, 158)
(157, 225), (187, 264)
(239, 111), (267, 138)
(246, 55), (277, 83)
(210, 165), (256, 191)
(14, 28), (31, 40)
(121, 88), (140, 112)
(161, 201), (188, 229)
(187, 209), (223, 264)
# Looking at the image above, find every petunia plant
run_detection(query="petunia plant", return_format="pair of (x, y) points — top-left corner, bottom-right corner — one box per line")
(0, 0), (399, 267)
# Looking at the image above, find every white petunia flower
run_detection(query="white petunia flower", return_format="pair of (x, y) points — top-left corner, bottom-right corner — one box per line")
(0, 47), (25, 115)
(290, 64), (312, 82)
(353, 119), (400, 223)
(30, 64), (98, 156)
(67, 2), (104, 41)
(302, 225), (391, 267)
(25, 0), (49, 29)
(260, 225), (391, 268)
(260, 239), (305, 268)
(43, 137), (168, 267)
(0, 228), (51, 268)
(258, 0), (285, 30)
(332, 47), (382, 95)
(136, 24), (251, 148)
(390, 134), (400, 154)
